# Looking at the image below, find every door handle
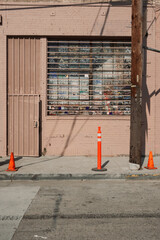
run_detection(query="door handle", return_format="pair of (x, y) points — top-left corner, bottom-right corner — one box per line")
(33, 120), (38, 128)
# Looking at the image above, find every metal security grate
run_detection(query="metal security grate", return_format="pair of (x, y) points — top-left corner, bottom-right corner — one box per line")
(47, 39), (131, 116)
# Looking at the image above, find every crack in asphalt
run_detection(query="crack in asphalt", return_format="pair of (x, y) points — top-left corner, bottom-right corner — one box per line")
(52, 193), (63, 230)
(23, 213), (160, 220)
(0, 216), (22, 220)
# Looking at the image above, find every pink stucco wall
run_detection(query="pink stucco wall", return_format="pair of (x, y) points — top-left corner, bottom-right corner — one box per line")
(0, 1), (159, 156)
(154, 6), (160, 155)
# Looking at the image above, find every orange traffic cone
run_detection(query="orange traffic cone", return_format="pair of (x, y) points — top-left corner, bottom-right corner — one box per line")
(145, 151), (157, 170)
(6, 152), (18, 171)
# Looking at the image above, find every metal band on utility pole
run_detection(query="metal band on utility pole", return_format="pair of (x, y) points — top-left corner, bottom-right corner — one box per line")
(143, 46), (160, 53)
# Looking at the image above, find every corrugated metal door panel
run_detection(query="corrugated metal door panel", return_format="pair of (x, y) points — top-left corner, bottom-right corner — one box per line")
(8, 37), (40, 156)
(8, 95), (13, 153)
(24, 38), (31, 94)
(8, 37), (40, 95)
(14, 39), (20, 94)
(8, 95), (39, 156)
(35, 38), (41, 94)
(8, 38), (13, 94)
(19, 38), (25, 94)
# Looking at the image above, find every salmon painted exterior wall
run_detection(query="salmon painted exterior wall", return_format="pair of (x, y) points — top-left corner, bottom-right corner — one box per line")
(154, 7), (160, 155)
(0, 0), (159, 156)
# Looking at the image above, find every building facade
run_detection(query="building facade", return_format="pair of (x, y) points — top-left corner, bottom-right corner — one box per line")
(0, 0), (160, 157)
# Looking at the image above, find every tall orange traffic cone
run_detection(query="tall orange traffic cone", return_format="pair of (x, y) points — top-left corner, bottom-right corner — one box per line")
(6, 152), (18, 171)
(145, 151), (157, 170)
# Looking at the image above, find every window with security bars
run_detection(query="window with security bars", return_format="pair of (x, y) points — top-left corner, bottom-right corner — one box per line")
(47, 39), (131, 115)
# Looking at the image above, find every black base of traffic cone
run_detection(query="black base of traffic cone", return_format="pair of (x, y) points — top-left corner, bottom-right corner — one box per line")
(92, 167), (107, 171)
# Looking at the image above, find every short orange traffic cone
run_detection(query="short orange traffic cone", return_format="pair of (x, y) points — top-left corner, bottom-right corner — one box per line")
(6, 152), (18, 171)
(145, 151), (157, 170)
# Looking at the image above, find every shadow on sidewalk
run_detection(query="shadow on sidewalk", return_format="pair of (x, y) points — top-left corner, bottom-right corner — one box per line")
(14, 156), (62, 170)
(1, 157), (109, 172)
(0, 156), (22, 166)
(0, 156), (23, 172)
(101, 160), (109, 168)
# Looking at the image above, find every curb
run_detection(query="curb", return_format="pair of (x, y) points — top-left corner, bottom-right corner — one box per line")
(0, 173), (160, 180)
(0, 173), (124, 181)
(126, 173), (160, 180)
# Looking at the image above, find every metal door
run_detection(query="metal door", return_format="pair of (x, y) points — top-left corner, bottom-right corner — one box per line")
(8, 95), (39, 156)
(7, 37), (40, 156)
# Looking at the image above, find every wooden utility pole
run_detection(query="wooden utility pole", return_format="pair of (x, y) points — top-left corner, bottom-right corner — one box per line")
(129, 0), (143, 167)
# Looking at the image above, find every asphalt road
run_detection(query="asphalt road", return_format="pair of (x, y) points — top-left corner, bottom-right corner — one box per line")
(1, 180), (160, 240)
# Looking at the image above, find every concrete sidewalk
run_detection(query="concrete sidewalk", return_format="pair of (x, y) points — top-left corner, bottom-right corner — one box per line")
(0, 155), (160, 180)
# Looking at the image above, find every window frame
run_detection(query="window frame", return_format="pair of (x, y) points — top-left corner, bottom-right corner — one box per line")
(46, 38), (131, 117)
